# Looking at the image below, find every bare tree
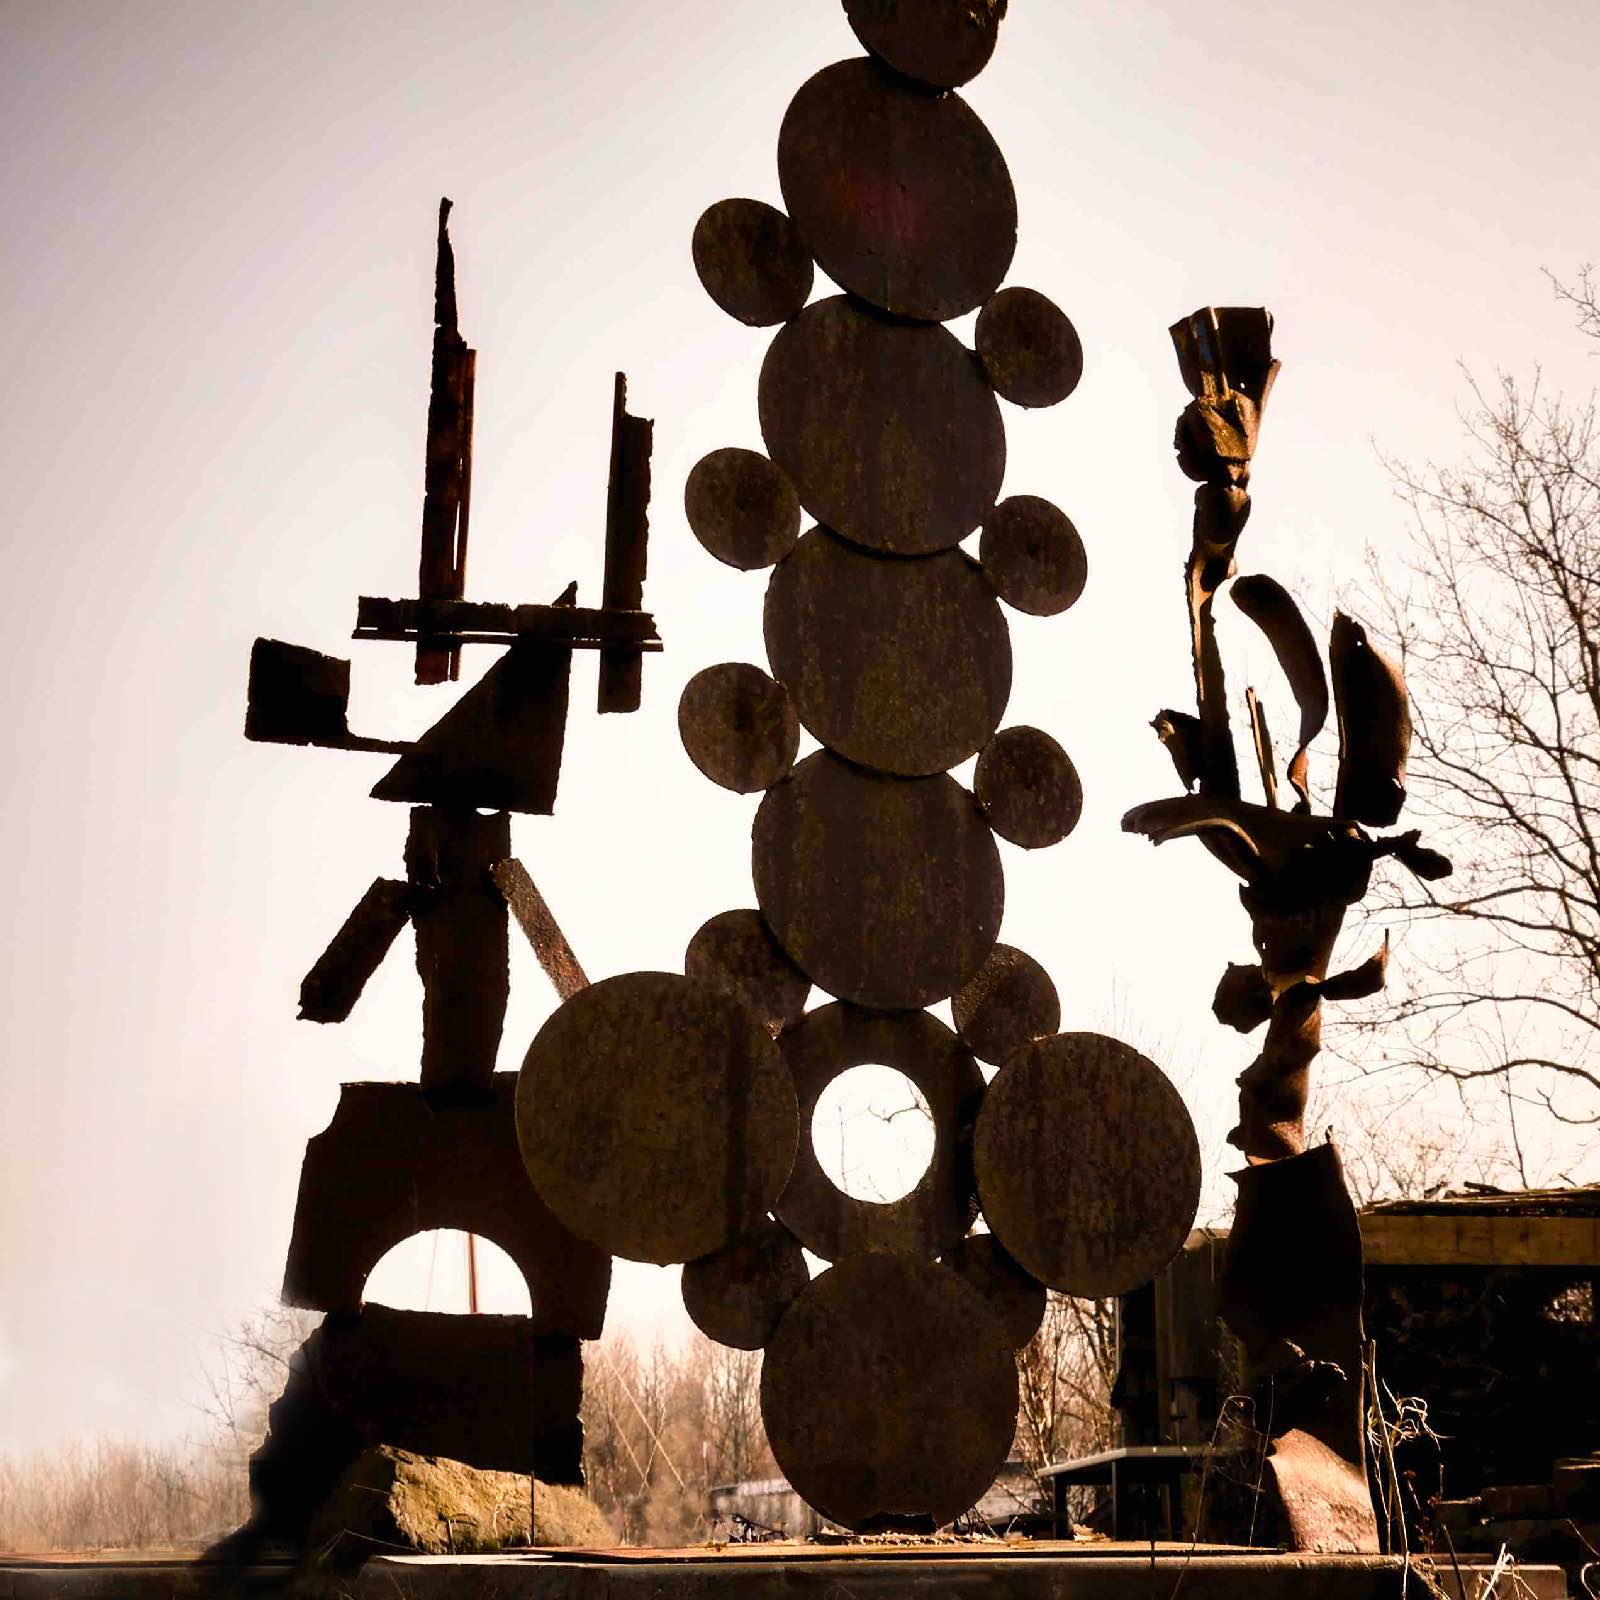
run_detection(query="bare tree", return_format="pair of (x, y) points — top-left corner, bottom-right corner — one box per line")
(1013, 1294), (1118, 1475)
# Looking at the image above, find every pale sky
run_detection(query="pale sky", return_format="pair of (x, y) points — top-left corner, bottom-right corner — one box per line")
(3, 0), (1598, 1453)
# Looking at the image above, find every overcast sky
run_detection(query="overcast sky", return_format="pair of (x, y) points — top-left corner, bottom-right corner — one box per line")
(3, 0), (1597, 1453)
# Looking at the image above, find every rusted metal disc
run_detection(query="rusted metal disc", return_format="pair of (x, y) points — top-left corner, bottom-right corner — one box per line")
(681, 1216), (811, 1350)
(940, 1233), (1046, 1349)
(775, 1003), (983, 1260)
(760, 296), (1005, 555)
(761, 1251), (1017, 1532)
(974, 725), (1082, 848)
(843, 0), (1007, 89)
(753, 751), (1003, 1010)
(974, 1032), (1202, 1297)
(979, 496), (1087, 616)
(516, 972), (798, 1266)
(778, 59), (1015, 321)
(975, 286), (1083, 408)
(951, 942), (1060, 1066)
(763, 527), (1011, 776)
(684, 908), (811, 1037)
(691, 198), (814, 327)
(678, 662), (800, 794)
(685, 448), (801, 572)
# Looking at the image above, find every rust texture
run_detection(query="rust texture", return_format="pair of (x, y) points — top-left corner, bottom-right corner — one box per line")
(975, 285), (1084, 408)
(684, 909), (812, 1038)
(677, 662), (800, 793)
(692, 198), (814, 327)
(684, 446), (802, 572)
(490, 857), (589, 1003)
(950, 942), (1061, 1066)
(978, 495), (1088, 616)
(939, 1233), (1046, 1351)
(842, 0), (1008, 89)
(973, 724), (1083, 848)
(681, 1217), (811, 1351)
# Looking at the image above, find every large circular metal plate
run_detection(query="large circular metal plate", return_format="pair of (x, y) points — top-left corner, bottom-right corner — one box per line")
(951, 942), (1060, 1066)
(759, 295), (1005, 555)
(979, 496), (1087, 616)
(678, 662), (800, 794)
(843, 0), (1007, 89)
(684, 909), (811, 1038)
(776, 1004), (983, 1260)
(940, 1233), (1046, 1349)
(763, 527), (1011, 776)
(761, 1252), (1018, 1532)
(752, 751), (1003, 1010)
(691, 198), (814, 327)
(974, 725), (1082, 848)
(517, 973), (798, 1266)
(974, 1032), (1202, 1297)
(777, 59), (1015, 321)
(685, 448), (802, 572)
(975, 286), (1083, 408)
(682, 1216), (811, 1350)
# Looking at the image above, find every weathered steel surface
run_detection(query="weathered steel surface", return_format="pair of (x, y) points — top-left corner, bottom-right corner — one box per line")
(1230, 575), (1327, 805)
(951, 942), (1060, 1066)
(681, 1216), (811, 1349)
(775, 1003), (983, 1261)
(978, 496), (1087, 617)
(752, 752), (1003, 1010)
(1330, 612), (1411, 826)
(678, 662), (800, 794)
(975, 287), (1083, 408)
(974, 1033), (1201, 1298)
(763, 527), (1011, 776)
(490, 857), (589, 1003)
(299, 877), (414, 1023)
(760, 1252), (1017, 1532)
(692, 198), (814, 327)
(759, 296), (1005, 555)
(684, 909), (811, 1038)
(940, 1232), (1046, 1350)
(684, 447), (802, 571)
(516, 972), (798, 1265)
(843, 0), (1007, 89)
(599, 373), (654, 713)
(778, 59), (1015, 322)
(281, 1077), (610, 1331)
(354, 596), (660, 650)
(974, 725), (1082, 849)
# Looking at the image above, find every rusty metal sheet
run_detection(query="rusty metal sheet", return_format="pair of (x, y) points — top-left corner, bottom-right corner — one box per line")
(777, 59), (1015, 322)
(752, 751), (1003, 1010)
(1231, 575), (1328, 805)
(760, 1252), (1017, 1532)
(775, 1003), (983, 1261)
(681, 1215), (810, 1350)
(280, 1076), (610, 1333)
(490, 857), (588, 1003)
(684, 908), (811, 1038)
(763, 527), (1011, 776)
(974, 725), (1082, 849)
(1268, 1429), (1383, 1554)
(298, 877), (413, 1024)
(246, 639), (353, 748)
(974, 1033), (1201, 1297)
(692, 198), (814, 327)
(684, 447), (802, 571)
(759, 295), (1005, 555)
(951, 942), (1060, 1066)
(940, 1232), (1046, 1350)
(978, 496), (1087, 617)
(1330, 611), (1411, 826)
(353, 595), (660, 650)
(599, 373), (653, 714)
(843, 0), (1007, 89)
(516, 972), (798, 1265)
(975, 286), (1083, 409)
(678, 662), (800, 793)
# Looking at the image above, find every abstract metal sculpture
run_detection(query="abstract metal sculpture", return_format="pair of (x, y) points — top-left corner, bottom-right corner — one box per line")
(1122, 308), (1452, 1550)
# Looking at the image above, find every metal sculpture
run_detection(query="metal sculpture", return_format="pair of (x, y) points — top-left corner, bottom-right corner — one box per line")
(239, 201), (658, 1542)
(514, 2), (1203, 1534)
(1122, 308), (1452, 1551)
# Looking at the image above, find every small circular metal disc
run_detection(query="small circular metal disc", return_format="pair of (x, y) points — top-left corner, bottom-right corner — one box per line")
(691, 198), (814, 327)
(517, 972), (798, 1266)
(975, 287), (1083, 408)
(844, 0), (1007, 89)
(760, 296), (1005, 555)
(761, 1252), (1017, 1532)
(764, 527), (1012, 776)
(940, 1233), (1046, 1349)
(753, 751), (1003, 1010)
(951, 942), (1061, 1066)
(776, 1004), (983, 1261)
(685, 908), (811, 1037)
(979, 496), (1087, 616)
(682, 1216), (811, 1350)
(685, 448), (802, 572)
(974, 725), (1082, 848)
(678, 662), (800, 794)
(778, 59), (1015, 321)
(974, 1032), (1202, 1298)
